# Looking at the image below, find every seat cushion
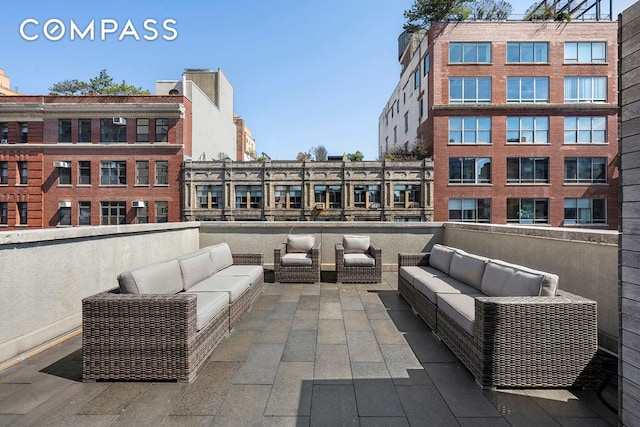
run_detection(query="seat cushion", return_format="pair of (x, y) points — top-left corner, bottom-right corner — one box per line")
(343, 253), (375, 267)
(281, 253), (313, 266)
(481, 260), (549, 297)
(342, 235), (370, 254)
(287, 235), (315, 253)
(437, 293), (483, 336)
(449, 251), (488, 290)
(208, 243), (234, 273)
(429, 244), (455, 275)
(179, 250), (215, 291)
(215, 265), (263, 284)
(186, 275), (252, 302)
(411, 266), (481, 304)
(118, 258), (183, 295)
(190, 291), (229, 331)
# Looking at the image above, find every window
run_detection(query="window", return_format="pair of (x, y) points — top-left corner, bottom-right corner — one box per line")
(210, 186), (223, 209)
(564, 117), (606, 143)
(155, 201), (168, 223)
(449, 158), (492, 184)
(79, 202), (91, 225)
(449, 42), (491, 63)
(0, 161), (7, 185)
(423, 53), (430, 75)
(135, 204), (148, 224)
(58, 205), (71, 226)
(414, 68), (420, 90)
(135, 161), (149, 185)
(1, 123), (7, 142)
(79, 161), (91, 185)
(101, 201), (126, 225)
(564, 77), (607, 103)
(249, 186), (262, 208)
(100, 161), (127, 185)
(58, 162), (71, 185)
(393, 126), (397, 144)
(156, 118), (169, 142)
(20, 123), (28, 143)
(564, 198), (606, 225)
(328, 185), (342, 208)
(507, 42), (548, 63)
(235, 185), (261, 209)
(100, 119), (127, 142)
(396, 100), (399, 113)
(419, 98), (424, 120)
(507, 77), (549, 103)
(354, 185), (381, 208)
(17, 202), (27, 225)
(394, 185), (420, 208)
(448, 198), (491, 222)
(155, 160), (169, 185)
(275, 185), (301, 209)
(449, 77), (491, 103)
(59, 119), (72, 143)
(196, 186), (222, 209)
(507, 157), (549, 183)
(565, 42), (606, 63)
(0, 202), (7, 225)
(404, 112), (409, 133)
(564, 157), (607, 184)
(18, 161), (28, 185)
(507, 198), (549, 224)
(449, 117), (491, 144)
(136, 119), (149, 142)
(236, 185), (248, 208)
(507, 117), (549, 143)
(79, 119), (91, 143)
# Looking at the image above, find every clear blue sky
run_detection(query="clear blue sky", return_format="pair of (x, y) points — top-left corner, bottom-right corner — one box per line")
(1, 0), (634, 161)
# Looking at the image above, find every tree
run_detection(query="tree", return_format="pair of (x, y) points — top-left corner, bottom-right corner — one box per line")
(347, 151), (364, 162)
(48, 69), (150, 95)
(311, 145), (328, 161)
(404, 0), (472, 32)
(296, 151), (312, 161)
(469, 0), (513, 20)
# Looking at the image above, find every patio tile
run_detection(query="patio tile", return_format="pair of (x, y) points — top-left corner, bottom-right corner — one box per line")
(351, 362), (391, 380)
(317, 319), (346, 345)
(210, 329), (261, 361)
(405, 331), (457, 363)
(259, 416), (311, 426)
(523, 389), (599, 418)
(358, 416), (409, 427)
(297, 295), (320, 310)
(376, 291), (411, 311)
(378, 344), (426, 384)
(234, 343), (285, 385)
(291, 310), (319, 331)
(370, 319), (408, 345)
(457, 417), (511, 427)
(310, 384), (358, 426)
(108, 383), (189, 427)
(319, 287), (340, 303)
(258, 319), (293, 344)
(270, 302), (299, 320)
(314, 344), (352, 382)
(346, 330), (384, 363)
(340, 295), (364, 311)
(264, 362), (314, 416)
(216, 384), (272, 422)
(555, 417), (613, 426)
(363, 303), (391, 320)
(482, 389), (561, 426)
(282, 330), (317, 362)
(234, 309), (271, 331)
(396, 385), (458, 426)
(159, 415), (215, 426)
(0, 379), (72, 414)
(0, 415), (19, 426)
(387, 310), (429, 332)
(78, 382), (151, 415)
(254, 294), (282, 311)
(354, 378), (405, 417)
(300, 284), (321, 296)
(343, 311), (371, 331)
(319, 302), (343, 319)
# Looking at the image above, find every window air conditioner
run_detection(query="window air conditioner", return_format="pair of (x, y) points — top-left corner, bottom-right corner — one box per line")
(315, 203), (325, 210)
(520, 136), (528, 143)
(369, 203), (381, 209)
(113, 117), (127, 126)
(58, 201), (72, 208)
(0, 139), (7, 144)
(132, 201), (147, 208)
(53, 161), (71, 168)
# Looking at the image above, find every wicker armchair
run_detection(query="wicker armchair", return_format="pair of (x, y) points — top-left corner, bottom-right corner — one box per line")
(274, 235), (321, 283)
(335, 235), (381, 283)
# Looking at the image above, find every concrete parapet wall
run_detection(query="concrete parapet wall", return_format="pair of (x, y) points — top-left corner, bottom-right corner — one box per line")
(0, 222), (200, 365)
(443, 222), (619, 351)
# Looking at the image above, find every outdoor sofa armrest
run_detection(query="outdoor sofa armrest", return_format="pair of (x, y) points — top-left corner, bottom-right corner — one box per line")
(274, 243), (287, 266)
(368, 244), (382, 262)
(398, 252), (430, 267)
(335, 243), (345, 270)
(232, 253), (264, 266)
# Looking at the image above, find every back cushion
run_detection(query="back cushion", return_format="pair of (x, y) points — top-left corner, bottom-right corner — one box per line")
(482, 260), (558, 297)
(481, 261), (546, 297)
(342, 235), (370, 254)
(287, 235), (315, 253)
(179, 250), (215, 290)
(449, 251), (488, 290)
(429, 244), (455, 275)
(209, 243), (234, 273)
(119, 259), (183, 295)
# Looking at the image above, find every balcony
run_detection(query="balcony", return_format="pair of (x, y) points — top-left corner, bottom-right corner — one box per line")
(0, 222), (619, 425)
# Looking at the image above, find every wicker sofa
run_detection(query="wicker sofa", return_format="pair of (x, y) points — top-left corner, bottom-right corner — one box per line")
(82, 243), (264, 383)
(398, 244), (598, 389)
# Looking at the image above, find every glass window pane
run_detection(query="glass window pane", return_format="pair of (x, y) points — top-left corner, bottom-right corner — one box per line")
(463, 44), (476, 62)
(477, 43), (490, 62)
(536, 78), (548, 101)
(450, 78), (462, 101)
(450, 43), (462, 62)
(478, 117), (491, 130)
(565, 43), (577, 61)
(592, 42), (605, 62)
(565, 77), (577, 101)
(521, 43), (533, 62)
(463, 79), (477, 100)
(507, 79), (519, 100)
(593, 78), (606, 101)
(535, 43), (548, 62)
(463, 117), (476, 129)
(507, 43), (520, 62)
(578, 43), (591, 62)
(565, 159), (577, 180)
(478, 79), (491, 101)
(507, 117), (519, 130)
(449, 117), (462, 130)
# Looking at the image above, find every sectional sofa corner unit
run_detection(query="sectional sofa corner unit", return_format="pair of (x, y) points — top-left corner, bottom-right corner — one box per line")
(398, 244), (599, 389)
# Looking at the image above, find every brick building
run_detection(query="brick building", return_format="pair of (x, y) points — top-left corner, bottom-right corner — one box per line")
(234, 114), (257, 161)
(0, 95), (191, 229)
(379, 19), (619, 229)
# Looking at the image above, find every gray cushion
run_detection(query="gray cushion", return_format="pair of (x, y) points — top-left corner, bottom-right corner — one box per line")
(209, 243), (234, 273)
(186, 275), (252, 302)
(429, 244), (455, 275)
(179, 250), (215, 291)
(215, 265), (263, 284)
(191, 291), (229, 331)
(409, 266), (481, 304)
(481, 260), (547, 297)
(281, 253), (313, 266)
(437, 293), (482, 336)
(342, 235), (370, 254)
(486, 259), (559, 296)
(287, 235), (315, 253)
(118, 258), (183, 294)
(449, 251), (488, 290)
(343, 253), (375, 267)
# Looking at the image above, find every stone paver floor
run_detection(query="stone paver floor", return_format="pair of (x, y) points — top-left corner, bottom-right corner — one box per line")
(0, 273), (618, 426)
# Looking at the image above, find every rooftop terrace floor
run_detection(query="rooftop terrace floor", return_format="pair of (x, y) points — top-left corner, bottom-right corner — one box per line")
(0, 273), (618, 426)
